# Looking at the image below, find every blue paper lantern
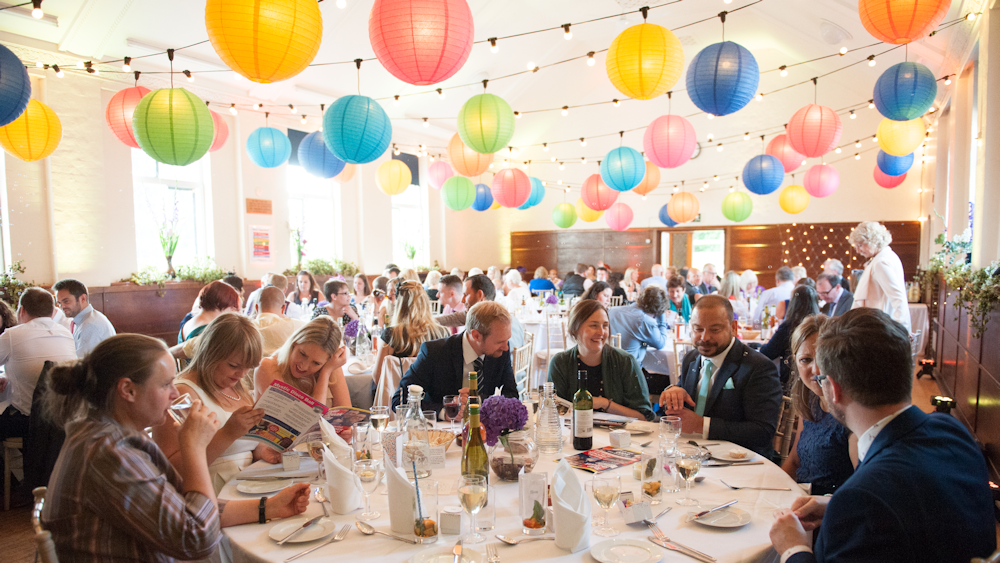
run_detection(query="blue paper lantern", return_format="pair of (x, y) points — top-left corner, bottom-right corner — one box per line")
(658, 204), (677, 227)
(246, 127), (291, 168)
(519, 177), (545, 209)
(600, 147), (645, 192)
(876, 150), (914, 177)
(472, 183), (494, 211)
(0, 44), (30, 127)
(297, 131), (345, 178)
(873, 62), (937, 122)
(323, 95), (392, 164)
(686, 41), (759, 117)
(742, 154), (784, 195)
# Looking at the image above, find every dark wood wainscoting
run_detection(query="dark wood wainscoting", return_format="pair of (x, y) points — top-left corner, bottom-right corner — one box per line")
(511, 230), (658, 277)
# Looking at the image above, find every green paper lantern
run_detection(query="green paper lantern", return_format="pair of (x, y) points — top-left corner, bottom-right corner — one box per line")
(721, 191), (753, 222)
(457, 93), (515, 154)
(132, 88), (214, 166)
(442, 175), (476, 210)
(552, 202), (577, 229)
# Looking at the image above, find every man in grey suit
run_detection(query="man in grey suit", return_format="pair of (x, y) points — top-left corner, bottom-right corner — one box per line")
(817, 274), (854, 318)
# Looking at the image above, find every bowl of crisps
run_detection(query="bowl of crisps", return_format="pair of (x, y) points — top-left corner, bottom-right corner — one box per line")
(428, 429), (456, 452)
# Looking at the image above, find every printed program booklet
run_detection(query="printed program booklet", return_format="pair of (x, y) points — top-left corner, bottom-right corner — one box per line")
(562, 446), (642, 473)
(245, 381), (372, 451)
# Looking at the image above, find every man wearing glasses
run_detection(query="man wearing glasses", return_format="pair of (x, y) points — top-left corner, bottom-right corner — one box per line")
(815, 274), (853, 318)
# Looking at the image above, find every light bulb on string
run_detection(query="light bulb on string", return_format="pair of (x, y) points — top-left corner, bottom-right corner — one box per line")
(944, 76), (952, 85)
(423, 118), (429, 128)
(543, 143), (548, 152)
(868, 100), (875, 109)
(849, 110), (856, 119)
(855, 153), (861, 160)
(393, 95), (401, 106)
(872, 136), (878, 143)
(75, 60), (85, 69)
(755, 92), (763, 101)
(779, 65), (788, 77)
(437, 88), (445, 99)
(559, 162), (565, 170)
(527, 61), (535, 70)
(835, 147), (842, 153)
(182, 70), (194, 82)
(587, 51), (595, 66)
(868, 55), (876, 67)
(839, 47), (848, 55)
(563, 24), (572, 40)
(336, 0), (346, 7)
(713, 175), (719, 181)
(580, 138), (586, 146)
(581, 157), (587, 164)
(514, 111), (521, 118)
(855, 140), (862, 148)
(743, 132), (750, 140)
(706, 114), (714, 120)
(254, 103), (263, 110)
(52, 64), (63, 77)
(300, 115), (307, 124)
(562, 106), (569, 116)
(229, 103), (238, 115)
(717, 144), (723, 152)
(612, 99), (620, 107)
(489, 38), (498, 53)
(31, 0), (43, 18)
(122, 57), (131, 72)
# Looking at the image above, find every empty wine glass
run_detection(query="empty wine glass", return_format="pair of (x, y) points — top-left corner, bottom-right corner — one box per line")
(443, 395), (461, 433)
(675, 445), (702, 506)
(353, 459), (382, 521)
(458, 475), (488, 544)
(592, 474), (621, 537)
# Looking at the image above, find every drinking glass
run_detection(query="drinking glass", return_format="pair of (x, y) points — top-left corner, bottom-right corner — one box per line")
(422, 410), (437, 429)
(592, 474), (621, 537)
(307, 441), (326, 483)
(168, 393), (193, 425)
(413, 479), (438, 544)
(458, 475), (488, 544)
(443, 395), (461, 433)
(353, 459), (382, 520)
(659, 415), (682, 449)
(369, 406), (389, 451)
(675, 445), (702, 506)
(352, 423), (372, 461)
(519, 472), (547, 536)
(640, 452), (663, 505)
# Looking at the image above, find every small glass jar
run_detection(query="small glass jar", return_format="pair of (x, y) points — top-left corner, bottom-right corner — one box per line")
(519, 473), (548, 536)
(490, 430), (539, 481)
(640, 452), (663, 505)
(413, 479), (438, 544)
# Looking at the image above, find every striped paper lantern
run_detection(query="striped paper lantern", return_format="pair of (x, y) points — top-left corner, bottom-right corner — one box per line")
(786, 104), (842, 158)
(581, 174), (618, 211)
(368, 0), (474, 86)
(105, 86), (150, 148)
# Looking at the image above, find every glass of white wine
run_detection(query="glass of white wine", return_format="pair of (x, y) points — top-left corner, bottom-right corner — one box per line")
(675, 445), (702, 506)
(307, 440), (326, 483)
(369, 406), (390, 451)
(353, 459), (382, 520)
(592, 474), (621, 537)
(458, 475), (488, 544)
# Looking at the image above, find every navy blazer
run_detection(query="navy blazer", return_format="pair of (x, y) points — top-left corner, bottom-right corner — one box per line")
(391, 333), (517, 414)
(820, 289), (854, 318)
(678, 338), (781, 457)
(789, 406), (995, 563)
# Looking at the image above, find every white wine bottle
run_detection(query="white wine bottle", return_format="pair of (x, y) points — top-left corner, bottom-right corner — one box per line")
(462, 403), (489, 480)
(572, 370), (593, 451)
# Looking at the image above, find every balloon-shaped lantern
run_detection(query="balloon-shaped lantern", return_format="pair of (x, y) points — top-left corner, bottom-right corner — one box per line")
(336, 163), (356, 183)
(442, 175), (475, 210)
(877, 117), (926, 156)
(106, 86), (151, 148)
(133, 88), (213, 166)
(742, 154), (784, 195)
(377, 159), (412, 195)
(471, 183), (494, 211)
(644, 114), (697, 169)
(489, 201), (501, 210)
(876, 150), (914, 176)
(859, 0), (951, 44)
(209, 110), (229, 152)
(369, 0), (474, 86)
(447, 133), (492, 176)
(686, 42), (759, 116)
(874, 166), (907, 188)
(457, 93), (514, 154)
(632, 161), (661, 196)
(581, 174), (619, 211)
(323, 95), (392, 164)
(576, 198), (604, 222)
(658, 205), (678, 227)
(246, 127), (291, 168)
(552, 202), (577, 229)
(205, 0), (322, 83)
(766, 134), (805, 173)
(667, 192), (699, 223)
(491, 168), (531, 208)
(721, 192), (753, 222)
(606, 23), (684, 100)
(787, 104), (842, 158)
(605, 203), (633, 232)
(298, 130), (345, 178)
(428, 160), (455, 189)
(0, 99), (61, 162)
(779, 184), (810, 214)
(601, 146), (645, 192)
(804, 164), (840, 198)
(874, 62), (937, 121)
(0, 43), (30, 127)
(518, 177), (545, 210)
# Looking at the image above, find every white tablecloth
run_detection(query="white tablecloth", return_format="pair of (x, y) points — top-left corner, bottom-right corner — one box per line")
(221, 428), (800, 563)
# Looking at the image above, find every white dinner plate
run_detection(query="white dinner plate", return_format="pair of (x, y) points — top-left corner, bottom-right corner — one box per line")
(590, 538), (662, 563)
(409, 547), (484, 563)
(236, 479), (293, 495)
(624, 421), (655, 435)
(689, 507), (752, 528)
(268, 517), (338, 543)
(707, 446), (757, 462)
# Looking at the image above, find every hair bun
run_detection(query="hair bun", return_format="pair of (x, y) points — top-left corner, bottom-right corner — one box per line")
(48, 360), (90, 395)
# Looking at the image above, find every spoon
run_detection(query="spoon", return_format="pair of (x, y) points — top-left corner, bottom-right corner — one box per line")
(354, 521), (420, 544)
(496, 535), (555, 545)
(314, 487), (330, 518)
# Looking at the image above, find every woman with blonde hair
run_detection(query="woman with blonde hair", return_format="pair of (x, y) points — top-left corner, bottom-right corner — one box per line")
(254, 316), (350, 407)
(849, 221), (911, 330)
(621, 267), (640, 300)
(487, 266), (505, 297)
(373, 280), (450, 386)
(400, 267), (420, 282)
(424, 270), (442, 301)
(717, 270), (750, 321)
(529, 266), (557, 294)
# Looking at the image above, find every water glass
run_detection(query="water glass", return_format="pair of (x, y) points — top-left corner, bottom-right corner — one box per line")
(659, 415), (682, 448)
(413, 479), (438, 544)
(422, 410), (437, 427)
(474, 484), (496, 532)
(168, 393), (193, 425)
(660, 445), (680, 494)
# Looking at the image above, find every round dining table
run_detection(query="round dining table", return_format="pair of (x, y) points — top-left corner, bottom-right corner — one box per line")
(220, 425), (802, 563)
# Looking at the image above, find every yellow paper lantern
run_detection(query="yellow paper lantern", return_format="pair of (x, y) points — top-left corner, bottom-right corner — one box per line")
(205, 0), (323, 83)
(335, 162), (356, 183)
(0, 99), (61, 162)
(490, 201), (501, 210)
(448, 133), (492, 176)
(377, 159), (412, 195)
(667, 192), (699, 223)
(876, 117), (926, 157)
(779, 184), (810, 214)
(606, 23), (684, 100)
(632, 161), (661, 196)
(575, 197), (604, 222)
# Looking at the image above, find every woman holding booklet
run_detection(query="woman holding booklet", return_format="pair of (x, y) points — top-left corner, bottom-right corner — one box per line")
(254, 316), (352, 408)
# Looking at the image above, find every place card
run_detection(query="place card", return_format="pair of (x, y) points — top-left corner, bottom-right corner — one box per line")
(617, 491), (653, 524)
(428, 446), (447, 469)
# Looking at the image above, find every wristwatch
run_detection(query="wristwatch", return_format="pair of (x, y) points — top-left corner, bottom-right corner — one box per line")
(259, 496), (269, 524)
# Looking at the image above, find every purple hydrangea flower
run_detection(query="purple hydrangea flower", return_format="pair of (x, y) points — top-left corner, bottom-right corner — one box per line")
(545, 293), (559, 305)
(480, 396), (528, 447)
(343, 319), (365, 338)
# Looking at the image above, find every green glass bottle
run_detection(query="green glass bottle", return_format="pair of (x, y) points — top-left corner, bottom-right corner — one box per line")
(462, 403), (489, 480)
(573, 370), (593, 450)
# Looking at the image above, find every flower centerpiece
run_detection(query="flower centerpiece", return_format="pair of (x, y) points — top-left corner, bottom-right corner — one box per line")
(158, 198), (180, 278)
(291, 227), (306, 270)
(343, 319), (367, 355)
(481, 395), (536, 480)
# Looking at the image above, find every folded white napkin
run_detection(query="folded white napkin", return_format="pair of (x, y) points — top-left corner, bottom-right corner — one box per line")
(320, 418), (353, 467)
(551, 460), (591, 553)
(386, 464), (416, 535)
(323, 446), (362, 515)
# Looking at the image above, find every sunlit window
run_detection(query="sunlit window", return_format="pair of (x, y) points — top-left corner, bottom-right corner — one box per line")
(391, 179), (429, 267)
(287, 164), (342, 263)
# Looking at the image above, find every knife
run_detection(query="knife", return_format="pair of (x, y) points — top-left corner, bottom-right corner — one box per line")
(701, 461), (764, 467)
(687, 500), (737, 521)
(648, 537), (716, 563)
(277, 515), (324, 545)
(452, 538), (463, 563)
(240, 476), (298, 481)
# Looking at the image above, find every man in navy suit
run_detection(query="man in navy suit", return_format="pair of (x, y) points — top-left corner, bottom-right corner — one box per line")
(770, 308), (995, 563)
(392, 301), (518, 415)
(816, 274), (854, 318)
(658, 295), (782, 457)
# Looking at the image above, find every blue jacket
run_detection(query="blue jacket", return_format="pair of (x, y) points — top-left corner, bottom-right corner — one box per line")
(788, 406), (995, 563)
(608, 304), (669, 365)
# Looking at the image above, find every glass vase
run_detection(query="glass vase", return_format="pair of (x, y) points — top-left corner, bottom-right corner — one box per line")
(489, 430), (539, 481)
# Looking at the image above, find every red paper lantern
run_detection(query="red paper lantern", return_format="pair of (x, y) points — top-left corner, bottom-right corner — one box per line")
(605, 203), (633, 231)
(786, 104), (842, 158)
(491, 168), (531, 208)
(643, 114), (697, 169)
(209, 110), (229, 152)
(105, 86), (150, 148)
(765, 134), (805, 173)
(581, 174), (619, 211)
(859, 0), (951, 45)
(803, 164), (840, 198)
(369, 0), (474, 86)
(874, 166), (907, 188)
(428, 160), (454, 189)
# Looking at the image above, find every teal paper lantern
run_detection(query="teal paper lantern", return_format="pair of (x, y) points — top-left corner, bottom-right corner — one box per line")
(247, 126), (291, 168)
(742, 154), (784, 195)
(873, 62), (937, 121)
(518, 177), (545, 209)
(0, 43), (30, 127)
(442, 175), (475, 210)
(323, 95), (392, 164)
(600, 147), (645, 192)
(552, 202), (577, 228)
(721, 191), (753, 222)
(686, 41), (759, 117)
(298, 130), (345, 178)
(471, 183), (493, 211)
(133, 88), (214, 166)
(457, 93), (515, 154)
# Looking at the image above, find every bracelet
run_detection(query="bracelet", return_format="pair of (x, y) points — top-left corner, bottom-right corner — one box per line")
(259, 496), (268, 524)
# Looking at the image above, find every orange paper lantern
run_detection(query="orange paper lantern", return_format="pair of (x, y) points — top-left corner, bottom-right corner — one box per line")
(335, 163), (356, 183)
(667, 192), (699, 223)
(632, 161), (661, 196)
(448, 133), (492, 177)
(859, 0), (951, 45)
(0, 99), (61, 162)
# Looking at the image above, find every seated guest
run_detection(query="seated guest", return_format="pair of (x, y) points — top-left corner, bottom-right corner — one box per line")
(312, 279), (359, 324)
(487, 266), (506, 297)
(776, 277), (817, 320)
(607, 272), (628, 302)
(286, 270), (320, 320)
(791, 265), (808, 283)
(561, 263), (588, 297)
(385, 265), (401, 279)
(503, 269), (532, 306)
(752, 266), (795, 325)
(53, 278), (116, 357)
(437, 274), (465, 335)
(254, 316), (350, 407)
(353, 273), (373, 308)
(244, 272), (288, 317)
(640, 264), (668, 290)
(256, 287), (305, 357)
(468, 267), (484, 277)
(423, 270), (442, 301)
(379, 277), (400, 327)
(761, 285), (820, 390)
(374, 280), (451, 387)
(620, 267), (640, 300)
(528, 266), (557, 294)
(781, 315), (856, 495)
(581, 281), (613, 308)
(222, 274), (244, 300)
(769, 308), (995, 563)
(450, 267), (465, 281)
(595, 266), (610, 283)
(546, 266), (562, 290)
(608, 286), (669, 366)
(0, 300), (15, 335)
(436, 274), (525, 347)
(44, 334), (310, 562)
(154, 314), (280, 493)
(371, 275), (389, 324)
(582, 264), (596, 291)
(666, 275), (692, 323)
(685, 267), (703, 303)
(816, 273), (853, 317)
(698, 263), (720, 294)
(549, 300), (654, 421)
(659, 295), (782, 457)
(392, 301), (517, 413)
(400, 268), (420, 282)
(739, 269), (762, 299)
(717, 271), (750, 321)
(0, 288), (76, 442)
(821, 258), (851, 292)
(180, 281), (241, 344)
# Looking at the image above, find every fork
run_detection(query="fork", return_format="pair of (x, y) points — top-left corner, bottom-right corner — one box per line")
(645, 520), (716, 562)
(720, 479), (791, 491)
(284, 524), (350, 562)
(485, 542), (501, 563)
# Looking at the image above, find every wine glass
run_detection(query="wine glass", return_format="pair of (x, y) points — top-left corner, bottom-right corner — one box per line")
(307, 440), (326, 483)
(353, 459), (382, 520)
(369, 406), (389, 451)
(443, 395), (461, 433)
(592, 474), (621, 537)
(675, 445), (702, 506)
(458, 475), (488, 544)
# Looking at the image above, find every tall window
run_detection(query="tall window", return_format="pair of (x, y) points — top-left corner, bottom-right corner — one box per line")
(131, 149), (212, 269)
(659, 230), (725, 272)
(287, 164), (341, 263)
(391, 181), (429, 267)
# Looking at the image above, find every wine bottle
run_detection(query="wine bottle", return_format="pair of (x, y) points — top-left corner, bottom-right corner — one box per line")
(572, 370), (593, 450)
(462, 403), (489, 480)
(460, 371), (479, 447)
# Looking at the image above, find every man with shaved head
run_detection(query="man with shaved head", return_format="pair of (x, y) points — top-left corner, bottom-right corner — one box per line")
(256, 286), (304, 356)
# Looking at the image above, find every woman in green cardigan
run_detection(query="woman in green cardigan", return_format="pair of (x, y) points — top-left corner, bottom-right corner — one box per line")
(547, 300), (655, 421)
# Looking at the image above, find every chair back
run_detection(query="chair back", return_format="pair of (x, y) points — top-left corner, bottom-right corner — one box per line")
(972, 549), (1000, 563)
(609, 295), (624, 307)
(374, 356), (417, 408)
(512, 332), (535, 399)
(32, 487), (59, 563)
(545, 311), (567, 351)
(25, 362), (64, 491)
(774, 396), (798, 464)
(910, 330), (922, 359)
(610, 333), (622, 349)
(429, 300), (441, 315)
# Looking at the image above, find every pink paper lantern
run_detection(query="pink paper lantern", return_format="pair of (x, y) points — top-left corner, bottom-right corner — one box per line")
(874, 166), (907, 188)
(369, 0), (475, 86)
(804, 164), (840, 198)
(105, 86), (150, 148)
(428, 160), (454, 189)
(209, 110), (229, 152)
(643, 114), (697, 169)
(765, 134), (805, 173)
(581, 174), (619, 211)
(491, 168), (531, 208)
(786, 104), (842, 158)
(605, 203), (633, 231)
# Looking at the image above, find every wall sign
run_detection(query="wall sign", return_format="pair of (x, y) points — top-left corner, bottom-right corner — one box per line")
(246, 198), (273, 215)
(250, 225), (272, 263)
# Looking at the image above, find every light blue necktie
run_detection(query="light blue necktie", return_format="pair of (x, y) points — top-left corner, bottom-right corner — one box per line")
(695, 359), (714, 416)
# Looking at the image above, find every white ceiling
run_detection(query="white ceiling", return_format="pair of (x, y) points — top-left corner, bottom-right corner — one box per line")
(1, 0), (978, 188)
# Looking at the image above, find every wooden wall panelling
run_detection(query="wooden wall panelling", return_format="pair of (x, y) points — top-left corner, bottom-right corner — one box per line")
(555, 231), (606, 275)
(962, 308), (983, 364)
(940, 330), (958, 397)
(511, 232), (560, 275)
(944, 290), (960, 338)
(602, 229), (655, 273)
(975, 369), (1000, 477)
(954, 347), (980, 431)
(96, 283), (203, 345)
(980, 313), (1000, 387)
(728, 225), (782, 289)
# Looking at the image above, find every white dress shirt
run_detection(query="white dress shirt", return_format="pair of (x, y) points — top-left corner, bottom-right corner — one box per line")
(752, 281), (794, 324)
(255, 313), (305, 357)
(851, 246), (911, 331)
(0, 317), (77, 415)
(694, 336), (737, 438)
(71, 304), (117, 357)
(461, 331), (484, 389)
